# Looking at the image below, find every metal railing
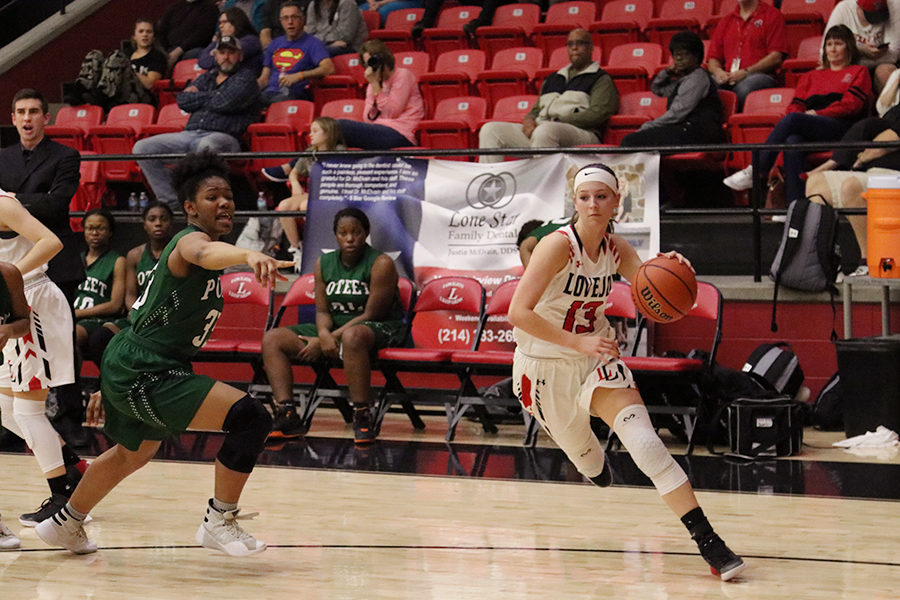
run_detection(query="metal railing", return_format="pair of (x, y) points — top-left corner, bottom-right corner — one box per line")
(78, 136), (900, 281)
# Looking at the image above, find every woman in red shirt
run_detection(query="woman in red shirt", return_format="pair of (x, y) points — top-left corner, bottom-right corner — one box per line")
(724, 24), (872, 203)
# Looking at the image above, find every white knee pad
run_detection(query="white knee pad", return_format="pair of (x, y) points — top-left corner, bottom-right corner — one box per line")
(613, 404), (687, 496)
(0, 390), (24, 438)
(14, 398), (64, 473)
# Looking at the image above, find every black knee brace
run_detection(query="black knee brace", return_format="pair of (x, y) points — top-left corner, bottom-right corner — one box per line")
(217, 395), (273, 474)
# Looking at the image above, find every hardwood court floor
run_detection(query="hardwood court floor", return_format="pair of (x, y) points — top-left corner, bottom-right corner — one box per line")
(2, 410), (899, 599)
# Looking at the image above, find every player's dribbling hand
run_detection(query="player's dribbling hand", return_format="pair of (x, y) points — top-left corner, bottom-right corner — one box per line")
(86, 391), (105, 427)
(658, 250), (694, 271)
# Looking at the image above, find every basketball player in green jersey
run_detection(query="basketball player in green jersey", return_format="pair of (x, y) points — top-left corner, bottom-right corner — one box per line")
(73, 209), (125, 364)
(263, 207), (405, 443)
(124, 201), (174, 310)
(0, 258), (39, 551)
(36, 151), (292, 556)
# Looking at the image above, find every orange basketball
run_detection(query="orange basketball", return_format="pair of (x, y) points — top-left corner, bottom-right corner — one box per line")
(631, 256), (697, 323)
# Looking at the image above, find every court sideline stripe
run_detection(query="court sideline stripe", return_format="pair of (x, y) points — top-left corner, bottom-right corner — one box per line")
(14, 544), (900, 567)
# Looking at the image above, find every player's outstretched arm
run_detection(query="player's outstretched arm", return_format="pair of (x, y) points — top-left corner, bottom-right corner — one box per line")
(173, 231), (293, 287)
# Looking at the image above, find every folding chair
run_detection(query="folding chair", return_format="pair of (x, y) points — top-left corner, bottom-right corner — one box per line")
(619, 280), (724, 455)
(375, 276), (486, 434)
(195, 272), (275, 390)
(87, 103), (156, 182)
(45, 104), (103, 151)
(154, 59), (205, 106)
(447, 279), (541, 445)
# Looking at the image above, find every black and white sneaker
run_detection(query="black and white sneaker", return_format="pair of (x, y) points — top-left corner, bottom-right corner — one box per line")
(353, 406), (377, 444)
(19, 494), (68, 528)
(696, 532), (746, 581)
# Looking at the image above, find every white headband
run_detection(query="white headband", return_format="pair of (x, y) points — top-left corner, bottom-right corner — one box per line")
(574, 167), (619, 194)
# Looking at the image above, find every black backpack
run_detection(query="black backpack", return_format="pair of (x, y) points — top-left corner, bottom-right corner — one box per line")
(811, 371), (844, 431)
(768, 195), (860, 335)
(741, 342), (805, 399)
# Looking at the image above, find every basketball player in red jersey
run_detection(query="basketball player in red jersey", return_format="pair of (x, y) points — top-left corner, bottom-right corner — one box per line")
(508, 162), (746, 581)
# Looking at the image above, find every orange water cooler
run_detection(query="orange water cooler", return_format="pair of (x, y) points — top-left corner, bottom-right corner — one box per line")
(863, 174), (900, 278)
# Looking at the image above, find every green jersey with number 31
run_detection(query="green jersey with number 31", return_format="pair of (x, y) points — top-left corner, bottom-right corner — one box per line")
(129, 226), (223, 359)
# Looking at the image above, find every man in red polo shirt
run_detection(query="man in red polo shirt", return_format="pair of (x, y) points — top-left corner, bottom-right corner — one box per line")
(707, 0), (788, 109)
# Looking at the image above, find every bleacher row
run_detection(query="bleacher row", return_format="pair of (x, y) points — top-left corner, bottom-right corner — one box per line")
(50, 1), (833, 214)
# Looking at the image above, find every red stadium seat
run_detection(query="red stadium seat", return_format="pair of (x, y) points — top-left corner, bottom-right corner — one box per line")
(780, 0), (834, 58)
(604, 42), (664, 95)
(416, 96), (487, 158)
(726, 87), (794, 174)
(138, 103), (190, 138)
(473, 3), (542, 64)
(45, 104), (103, 151)
(422, 6), (483, 64)
(663, 89), (737, 172)
(474, 46), (544, 107)
(87, 103), (156, 182)
(534, 45), (603, 82)
(368, 8), (424, 54)
(604, 90), (666, 144)
(644, 0), (713, 60)
(588, 0), (653, 62)
(419, 49), (486, 117)
(490, 94), (538, 122)
(247, 100), (315, 174)
(320, 98), (365, 121)
(154, 59), (206, 107)
(393, 50), (431, 81)
(361, 8), (381, 32)
(309, 53), (365, 114)
(533, 1), (597, 57)
(71, 151), (104, 231)
(781, 35), (821, 88)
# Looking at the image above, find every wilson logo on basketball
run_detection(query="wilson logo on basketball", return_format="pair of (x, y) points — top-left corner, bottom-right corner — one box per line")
(638, 286), (674, 322)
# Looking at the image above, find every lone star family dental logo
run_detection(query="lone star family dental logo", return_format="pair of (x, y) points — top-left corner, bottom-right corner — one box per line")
(465, 172), (516, 210)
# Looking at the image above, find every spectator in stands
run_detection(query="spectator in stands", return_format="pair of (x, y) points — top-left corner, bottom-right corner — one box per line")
(133, 36), (260, 212)
(478, 29), (618, 163)
(125, 202), (176, 310)
(707, 0), (787, 110)
(620, 31), (725, 148)
(219, 0), (269, 31)
(804, 67), (900, 271)
(73, 209), (126, 366)
(258, 0), (289, 49)
(63, 19), (167, 109)
(359, 0), (424, 28)
(305, 0), (368, 56)
(824, 0), (899, 91)
(257, 0), (334, 104)
(461, 0), (519, 37)
(262, 117), (347, 264)
(157, 0), (220, 71)
(336, 39), (424, 148)
(724, 25), (873, 206)
(0, 88), (87, 448)
(198, 7), (263, 75)
(262, 207), (406, 443)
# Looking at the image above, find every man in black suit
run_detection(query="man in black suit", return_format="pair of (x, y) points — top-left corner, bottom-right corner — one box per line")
(0, 88), (87, 447)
